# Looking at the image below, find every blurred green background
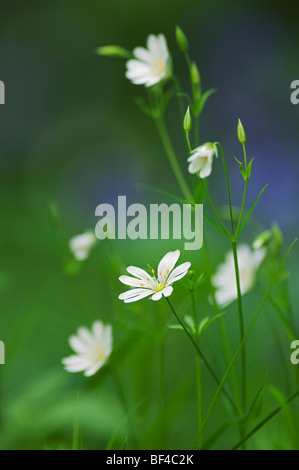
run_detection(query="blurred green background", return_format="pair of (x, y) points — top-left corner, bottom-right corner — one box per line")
(0, 0), (299, 450)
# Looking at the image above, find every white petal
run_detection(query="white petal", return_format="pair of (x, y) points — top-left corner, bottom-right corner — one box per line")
(118, 288), (152, 303)
(147, 34), (161, 58)
(92, 321), (104, 341)
(188, 158), (205, 174)
(253, 248), (266, 270)
(144, 75), (164, 87)
(167, 262), (191, 285)
(102, 325), (113, 352)
(215, 289), (237, 308)
(84, 361), (105, 377)
(77, 327), (94, 347)
(126, 266), (151, 280)
(69, 335), (89, 354)
(199, 163), (213, 178)
(133, 47), (152, 63)
(126, 59), (149, 73)
(119, 275), (145, 287)
(158, 34), (169, 60)
(62, 355), (91, 372)
(157, 250), (180, 283)
(162, 286), (173, 297)
(151, 292), (163, 301)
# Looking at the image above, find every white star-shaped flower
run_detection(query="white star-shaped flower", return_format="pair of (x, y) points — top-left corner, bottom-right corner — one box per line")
(125, 34), (171, 88)
(187, 143), (217, 179)
(119, 250), (191, 303)
(69, 231), (97, 261)
(212, 244), (266, 308)
(62, 321), (113, 377)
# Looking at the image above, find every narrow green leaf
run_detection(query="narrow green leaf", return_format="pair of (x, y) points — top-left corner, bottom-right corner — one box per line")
(194, 88), (217, 116)
(197, 313), (225, 337)
(231, 389), (299, 450)
(268, 385), (297, 449)
(194, 273), (206, 289)
(134, 97), (154, 117)
(201, 211), (231, 238)
(237, 184), (269, 236)
(237, 385), (265, 424)
(234, 157), (243, 166)
(246, 158), (255, 179)
(167, 324), (184, 331)
(184, 315), (196, 331)
(121, 437), (128, 450)
(95, 45), (131, 59)
(140, 183), (230, 238)
(138, 183), (187, 204)
(201, 421), (231, 450)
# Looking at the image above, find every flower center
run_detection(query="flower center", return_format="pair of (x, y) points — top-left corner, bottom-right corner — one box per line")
(91, 345), (105, 363)
(151, 59), (165, 77)
(154, 282), (165, 292)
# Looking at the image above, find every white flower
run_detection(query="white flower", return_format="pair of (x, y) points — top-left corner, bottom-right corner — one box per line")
(119, 249), (191, 303)
(62, 321), (113, 377)
(212, 244), (266, 308)
(125, 34), (170, 88)
(187, 143), (217, 179)
(69, 231), (96, 261)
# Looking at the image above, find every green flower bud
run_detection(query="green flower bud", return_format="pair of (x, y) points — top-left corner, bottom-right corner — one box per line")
(48, 201), (60, 231)
(190, 62), (200, 86)
(95, 45), (131, 59)
(237, 118), (247, 144)
(183, 106), (192, 133)
(175, 25), (189, 53)
(272, 223), (284, 247)
(253, 230), (272, 250)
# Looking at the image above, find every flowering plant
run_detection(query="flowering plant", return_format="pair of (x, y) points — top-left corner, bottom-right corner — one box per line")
(59, 26), (297, 450)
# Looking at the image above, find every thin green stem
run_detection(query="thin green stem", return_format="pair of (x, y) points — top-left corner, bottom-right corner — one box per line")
(218, 140), (247, 418)
(235, 143), (249, 237)
(231, 389), (299, 450)
(185, 132), (192, 153)
(154, 116), (194, 203)
(194, 115), (199, 147)
(166, 297), (238, 415)
(190, 290), (203, 446)
(203, 243), (242, 413)
(267, 294), (298, 341)
(172, 75), (190, 154)
(242, 142), (248, 169)
(190, 239), (297, 449)
(232, 240), (246, 412)
(236, 180), (248, 236)
(215, 142), (235, 236)
(159, 341), (166, 448)
(199, 179), (231, 238)
(112, 368), (138, 448)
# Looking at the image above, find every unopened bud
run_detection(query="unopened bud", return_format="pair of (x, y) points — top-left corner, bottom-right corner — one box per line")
(253, 230), (272, 250)
(183, 106), (192, 133)
(95, 45), (131, 59)
(175, 25), (189, 53)
(190, 62), (200, 86)
(237, 119), (247, 144)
